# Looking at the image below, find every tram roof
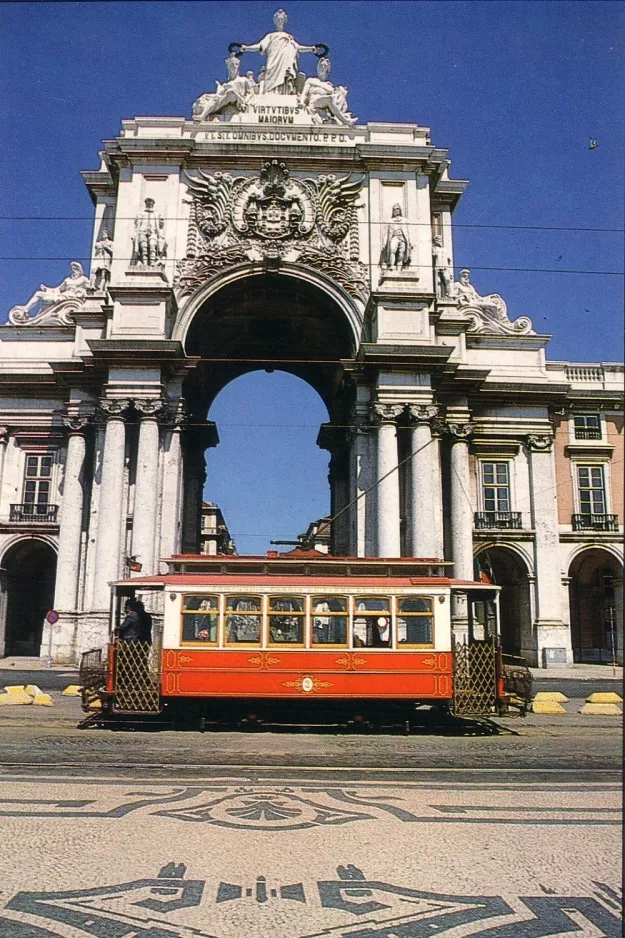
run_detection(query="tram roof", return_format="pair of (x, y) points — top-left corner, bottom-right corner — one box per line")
(112, 552), (497, 591)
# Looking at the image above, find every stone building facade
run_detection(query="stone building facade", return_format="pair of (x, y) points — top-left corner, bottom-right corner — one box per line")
(0, 12), (622, 665)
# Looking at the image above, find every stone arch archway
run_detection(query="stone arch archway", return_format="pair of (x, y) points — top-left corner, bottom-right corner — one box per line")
(475, 545), (532, 658)
(1, 539), (57, 657)
(178, 269), (359, 554)
(568, 548), (623, 664)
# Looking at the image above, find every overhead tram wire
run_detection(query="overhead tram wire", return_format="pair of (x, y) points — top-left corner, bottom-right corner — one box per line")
(0, 255), (622, 276)
(1, 216), (623, 234)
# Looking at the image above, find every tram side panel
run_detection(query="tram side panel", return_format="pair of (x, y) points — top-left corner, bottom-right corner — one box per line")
(158, 588), (454, 705)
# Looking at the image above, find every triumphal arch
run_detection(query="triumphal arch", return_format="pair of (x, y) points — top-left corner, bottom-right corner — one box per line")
(1, 10), (622, 666)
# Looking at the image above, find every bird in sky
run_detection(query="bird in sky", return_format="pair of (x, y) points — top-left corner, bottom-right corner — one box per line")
(589, 137), (598, 149)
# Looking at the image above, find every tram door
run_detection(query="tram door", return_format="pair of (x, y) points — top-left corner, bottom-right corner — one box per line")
(112, 592), (162, 713)
(451, 593), (499, 716)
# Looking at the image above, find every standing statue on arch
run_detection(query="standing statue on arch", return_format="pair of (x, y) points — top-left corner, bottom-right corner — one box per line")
(239, 9), (322, 95)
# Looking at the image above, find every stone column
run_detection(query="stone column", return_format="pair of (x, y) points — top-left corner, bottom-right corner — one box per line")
(54, 417), (89, 612)
(317, 423), (350, 556)
(407, 404), (439, 558)
(448, 421), (474, 635)
(448, 422), (474, 580)
(0, 427), (8, 498)
(348, 416), (376, 557)
(159, 405), (186, 562)
(132, 400), (164, 575)
(92, 401), (128, 610)
(181, 422), (219, 554)
(372, 403), (403, 557)
(526, 434), (570, 666)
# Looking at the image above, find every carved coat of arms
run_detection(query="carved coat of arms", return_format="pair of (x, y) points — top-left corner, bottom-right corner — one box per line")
(177, 160), (367, 301)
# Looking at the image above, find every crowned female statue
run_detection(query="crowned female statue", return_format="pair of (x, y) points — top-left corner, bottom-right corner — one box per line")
(240, 9), (318, 95)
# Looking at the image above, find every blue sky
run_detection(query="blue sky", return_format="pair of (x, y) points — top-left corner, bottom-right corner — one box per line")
(1, 1), (623, 553)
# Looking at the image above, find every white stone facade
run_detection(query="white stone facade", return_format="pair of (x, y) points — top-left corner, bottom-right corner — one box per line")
(0, 20), (622, 666)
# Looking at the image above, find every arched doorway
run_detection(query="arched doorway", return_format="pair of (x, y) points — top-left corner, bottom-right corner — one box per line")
(180, 271), (358, 555)
(475, 547), (531, 658)
(569, 549), (622, 664)
(2, 540), (57, 657)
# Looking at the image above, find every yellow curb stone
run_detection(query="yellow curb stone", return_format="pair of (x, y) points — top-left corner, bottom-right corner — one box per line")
(579, 703), (622, 715)
(62, 685), (82, 696)
(586, 692), (622, 704)
(533, 692), (569, 703)
(531, 700), (566, 714)
(24, 685), (42, 697)
(4, 685), (26, 694)
(0, 691), (33, 706)
(32, 693), (54, 707)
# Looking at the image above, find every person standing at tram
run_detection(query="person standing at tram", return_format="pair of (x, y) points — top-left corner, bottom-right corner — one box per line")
(116, 600), (142, 643)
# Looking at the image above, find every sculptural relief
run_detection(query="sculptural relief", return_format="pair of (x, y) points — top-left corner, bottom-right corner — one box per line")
(91, 229), (114, 290)
(9, 262), (90, 326)
(192, 53), (256, 122)
(453, 268), (534, 335)
(131, 198), (167, 269)
(380, 204), (412, 270)
(191, 11), (355, 127)
(299, 58), (357, 126)
(178, 160), (367, 301)
(432, 235), (453, 298)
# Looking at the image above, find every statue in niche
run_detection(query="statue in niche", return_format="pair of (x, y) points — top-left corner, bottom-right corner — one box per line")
(131, 198), (167, 268)
(91, 229), (114, 290)
(432, 235), (453, 298)
(453, 268), (534, 335)
(9, 261), (90, 324)
(380, 204), (412, 270)
(239, 9), (319, 95)
(299, 57), (357, 126)
(192, 53), (256, 122)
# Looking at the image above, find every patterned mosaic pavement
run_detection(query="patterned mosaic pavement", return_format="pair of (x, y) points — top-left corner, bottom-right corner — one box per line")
(0, 770), (621, 937)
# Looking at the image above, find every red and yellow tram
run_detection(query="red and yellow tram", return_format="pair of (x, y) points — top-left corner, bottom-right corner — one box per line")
(81, 551), (517, 727)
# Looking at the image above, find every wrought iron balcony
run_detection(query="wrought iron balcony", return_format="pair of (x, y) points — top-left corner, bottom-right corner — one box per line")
(9, 503), (59, 523)
(572, 513), (619, 532)
(574, 427), (602, 440)
(474, 511), (523, 530)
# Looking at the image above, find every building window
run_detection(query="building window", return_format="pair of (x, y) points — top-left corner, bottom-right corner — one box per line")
(573, 415), (601, 440)
(481, 462), (511, 512)
(23, 455), (53, 510)
(577, 465), (606, 515)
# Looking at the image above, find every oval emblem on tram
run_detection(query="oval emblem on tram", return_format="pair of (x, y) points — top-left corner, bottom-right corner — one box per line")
(301, 676), (314, 693)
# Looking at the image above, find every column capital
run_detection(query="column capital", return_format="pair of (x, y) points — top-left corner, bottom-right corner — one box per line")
(0, 426), (9, 445)
(447, 421), (474, 440)
(133, 398), (167, 420)
(62, 415), (91, 434)
(526, 433), (553, 452)
(371, 402), (404, 424)
(165, 401), (188, 431)
(97, 399), (130, 423)
(406, 404), (439, 425)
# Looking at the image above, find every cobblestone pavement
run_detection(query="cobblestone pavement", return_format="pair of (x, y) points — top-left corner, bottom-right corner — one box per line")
(0, 764), (621, 938)
(0, 691), (622, 937)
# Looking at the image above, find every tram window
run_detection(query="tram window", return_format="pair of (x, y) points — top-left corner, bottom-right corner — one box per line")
(225, 595), (262, 644)
(471, 599), (497, 641)
(181, 595), (218, 643)
(353, 597), (391, 648)
(269, 596), (305, 645)
(311, 597), (348, 645)
(397, 597), (433, 646)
